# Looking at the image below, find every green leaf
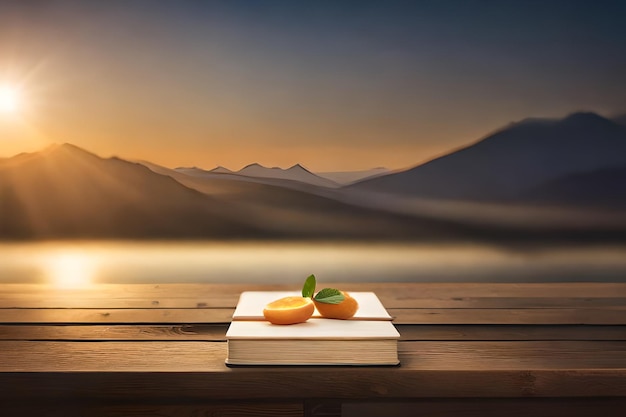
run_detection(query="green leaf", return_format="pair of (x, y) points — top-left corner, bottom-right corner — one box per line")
(314, 288), (345, 304)
(302, 274), (316, 298)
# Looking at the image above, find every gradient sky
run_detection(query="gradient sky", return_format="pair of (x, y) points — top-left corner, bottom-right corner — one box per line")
(0, 0), (625, 171)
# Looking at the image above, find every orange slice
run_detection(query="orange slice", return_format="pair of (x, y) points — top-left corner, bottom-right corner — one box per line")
(313, 291), (359, 319)
(263, 296), (315, 325)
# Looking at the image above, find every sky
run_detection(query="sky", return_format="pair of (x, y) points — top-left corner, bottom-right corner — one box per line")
(0, 0), (625, 171)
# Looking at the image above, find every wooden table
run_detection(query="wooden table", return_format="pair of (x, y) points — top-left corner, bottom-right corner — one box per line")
(1, 282), (625, 416)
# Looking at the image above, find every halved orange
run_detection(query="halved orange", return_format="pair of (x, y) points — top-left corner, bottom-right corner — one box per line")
(263, 296), (315, 325)
(313, 291), (359, 319)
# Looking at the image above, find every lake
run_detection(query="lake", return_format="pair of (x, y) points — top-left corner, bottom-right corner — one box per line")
(1, 241), (626, 288)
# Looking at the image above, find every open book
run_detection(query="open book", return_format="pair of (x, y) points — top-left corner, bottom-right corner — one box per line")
(226, 291), (399, 366)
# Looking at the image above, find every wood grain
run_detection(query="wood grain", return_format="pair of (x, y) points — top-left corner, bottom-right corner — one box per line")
(2, 282), (625, 301)
(0, 324), (229, 341)
(397, 324), (626, 341)
(2, 340), (626, 372)
(2, 294), (625, 309)
(391, 307), (626, 324)
(0, 308), (235, 324)
(1, 307), (622, 325)
(1, 282), (625, 413)
(2, 324), (625, 342)
(342, 398), (626, 417)
(0, 401), (304, 417)
(1, 368), (625, 400)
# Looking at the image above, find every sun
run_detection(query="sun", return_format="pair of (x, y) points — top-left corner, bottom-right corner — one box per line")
(0, 85), (21, 114)
(46, 252), (95, 288)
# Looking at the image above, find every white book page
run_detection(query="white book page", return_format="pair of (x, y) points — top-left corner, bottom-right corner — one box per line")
(226, 318), (400, 340)
(232, 291), (392, 321)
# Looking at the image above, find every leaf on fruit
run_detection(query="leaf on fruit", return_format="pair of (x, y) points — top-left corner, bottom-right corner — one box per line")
(314, 288), (345, 304)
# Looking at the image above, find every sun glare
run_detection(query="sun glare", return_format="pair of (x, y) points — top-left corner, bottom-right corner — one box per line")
(0, 85), (21, 114)
(47, 252), (95, 288)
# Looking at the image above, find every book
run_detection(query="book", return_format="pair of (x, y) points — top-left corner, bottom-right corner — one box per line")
(226, 319), (400, 365)
(232, 291), (392, 321)
(226, 291), (400, 366)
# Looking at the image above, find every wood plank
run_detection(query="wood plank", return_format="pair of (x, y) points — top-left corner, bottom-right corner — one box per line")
(340, 282), (626, 298)
(342, 398), (626, 417)
(2, 324), (626, 342)
(1, 340), (625, 372)
(0, 284), (277, 310)
(1, 367), (625, 401)
(397, 324), (626, 341)
(0, 308), (234, 324)
(0, 401), (304, 417)
(0, 324), (229, 341)
(381, 297), (626, 309)
(1, 282), (624, 407)
(0, 307), (623, 325)
(6, 398), (626, 417)
(2, 282), (625, 300)
(0, 297), (235, 309)
(2, 294), (625, 309)
(390, 308), (626, 324)
(398, 340), (626, 369)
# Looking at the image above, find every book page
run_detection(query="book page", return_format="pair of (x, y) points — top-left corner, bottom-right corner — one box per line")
(226, 318), (400, 340)
(232, 291), (393, 321)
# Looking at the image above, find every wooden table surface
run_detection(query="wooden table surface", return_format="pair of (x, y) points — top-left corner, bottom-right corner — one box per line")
(1, 282), (625, 417)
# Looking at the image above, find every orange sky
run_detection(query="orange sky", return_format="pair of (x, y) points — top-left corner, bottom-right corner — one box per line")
(0, 71), (518, 171)
(1, 2), (625, 171)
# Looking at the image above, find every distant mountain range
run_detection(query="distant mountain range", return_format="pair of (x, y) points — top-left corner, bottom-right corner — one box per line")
(177, 163), (340, 188)
(176, 163), (390, 188)
(0, 144), (459, 239)
(0, 144), (259, 238)
(178, 163), (389, 187)
(1, 111), (625, 241)
(352, 112), (626, 206)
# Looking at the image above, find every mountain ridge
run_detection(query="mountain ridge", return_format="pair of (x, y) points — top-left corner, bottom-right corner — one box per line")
(234, 162), (340, 188)
(0, 144), (264, 239)
(350, 112), (626, 202)
(2, 143), (466, 240)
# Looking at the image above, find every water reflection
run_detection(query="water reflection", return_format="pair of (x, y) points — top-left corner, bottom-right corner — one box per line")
(0, 241), (625, 284)
(45, 251), (95, 288)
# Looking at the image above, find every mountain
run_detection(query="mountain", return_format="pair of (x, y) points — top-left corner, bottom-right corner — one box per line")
(351, 112), (626, 201)
(2, 143), (624, 242)
(1, 143), (473, 240)
(175, 163), (340, 189)
(173, 165), (332, 194)
(612, 114), (626, 127)
(524, 166), (626, 207)
(317, 167), (390, 185)
(235, 163), (340, 188)
(209, 166), (234, 174)
(148, 162), (482, 240)
(0, 144), (264, 239)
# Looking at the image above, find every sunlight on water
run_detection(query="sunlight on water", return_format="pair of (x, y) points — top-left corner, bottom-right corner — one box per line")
(45, 251), (95, 288)
(0, 241), (625, 284)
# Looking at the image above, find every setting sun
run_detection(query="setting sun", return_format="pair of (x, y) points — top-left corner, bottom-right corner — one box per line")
(0, 85), (21, 114)
(46, 252), (95, 288)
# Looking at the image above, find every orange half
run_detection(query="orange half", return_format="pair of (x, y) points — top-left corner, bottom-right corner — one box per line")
(263, 296), (315, 325)
(313, 291), (359, 319)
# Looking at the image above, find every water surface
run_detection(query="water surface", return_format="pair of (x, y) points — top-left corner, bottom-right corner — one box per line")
(1, 241), (625, 287)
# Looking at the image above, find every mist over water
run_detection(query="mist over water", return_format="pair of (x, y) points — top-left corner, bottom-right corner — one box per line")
(1, 241), (626, 286)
